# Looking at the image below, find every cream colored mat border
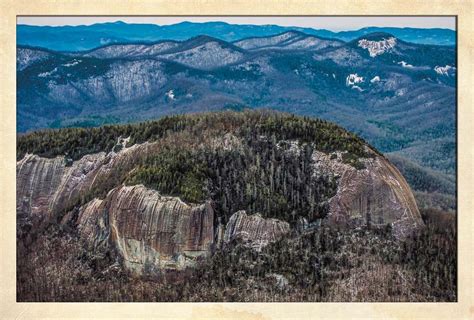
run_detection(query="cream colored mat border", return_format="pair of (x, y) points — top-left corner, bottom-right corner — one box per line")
(0, 0), (472, 319)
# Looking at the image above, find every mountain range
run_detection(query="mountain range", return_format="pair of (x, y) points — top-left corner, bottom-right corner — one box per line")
(17, 21), (456, 51)
(17, 30), (456, 211)
(16, 23), (458, 302)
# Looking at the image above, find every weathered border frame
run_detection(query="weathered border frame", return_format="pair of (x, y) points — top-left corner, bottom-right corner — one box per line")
(1, 1), (473, 319)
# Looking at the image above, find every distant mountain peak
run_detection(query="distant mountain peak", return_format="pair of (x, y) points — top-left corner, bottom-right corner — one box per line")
(280, 30), (306, 37)
(177, 34), (244, 52)
(355, 32), (397, 41)
(17, 22), (455, 52)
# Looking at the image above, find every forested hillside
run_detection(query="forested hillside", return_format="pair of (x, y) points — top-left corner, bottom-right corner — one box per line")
(17, 31), (456, 180)
(16, 111), (455, 302)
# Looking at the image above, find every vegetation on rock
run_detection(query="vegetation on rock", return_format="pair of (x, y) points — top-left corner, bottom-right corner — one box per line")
(16, 110), (455, 302)
(18, 110), (371, 161)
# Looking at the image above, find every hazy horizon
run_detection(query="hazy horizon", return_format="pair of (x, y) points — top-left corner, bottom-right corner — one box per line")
(17, 16), (456, 31)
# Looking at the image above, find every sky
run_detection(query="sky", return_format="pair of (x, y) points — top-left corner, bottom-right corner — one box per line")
(17, 16), (455, 31)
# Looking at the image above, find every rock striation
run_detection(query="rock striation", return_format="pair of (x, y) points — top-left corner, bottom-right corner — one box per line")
(16, 141), (159, 221)
(17, 130), (423, 274)
(223, 210), (290, 251)
(74, 185), (214, 273)
(312, 149), (423, 238)
(16, 142), (216, 273)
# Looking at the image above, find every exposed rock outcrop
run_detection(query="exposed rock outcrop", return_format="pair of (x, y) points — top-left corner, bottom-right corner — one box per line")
(17, 154), (65, 221)
(16, 142), (216, 274)
(72, 185), (214, 273)
(16, 142), (159, 220)
(223, 211), (290, 251)
(17, 129), (423, 274)
(312, 150), (423, 238)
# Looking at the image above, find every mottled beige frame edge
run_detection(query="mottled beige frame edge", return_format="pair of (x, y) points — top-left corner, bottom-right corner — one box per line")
(0, 0), (473, 319)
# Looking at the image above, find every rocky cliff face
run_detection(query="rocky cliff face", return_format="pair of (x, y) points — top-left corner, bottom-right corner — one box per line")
(223, 211), (290, 251)
(17, 141), (158, 221)
(16, 113), (424, 275)
(16, 145), (215, 273)
(17, 145), (421, 274)
(73, 185), (214, 273)
(312, 150), (423, 238)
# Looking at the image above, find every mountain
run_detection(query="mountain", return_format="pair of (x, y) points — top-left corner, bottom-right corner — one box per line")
(330, 27), (455, 45)
(17, 111), (456, 303)
(17, 21), (456, 51)
(233, 30), (344, 51)
(17, 32), (456, 182)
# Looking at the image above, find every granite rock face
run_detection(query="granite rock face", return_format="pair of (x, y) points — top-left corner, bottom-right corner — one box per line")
(17, 136), (423, 274)
(17, 154), (65, 222)
(16, 141), (158, 221)
(74, 185), (214, 273)
(223, 211), (290, 251)
(16, 142), (215, 274)
(312, 149), (423, 238)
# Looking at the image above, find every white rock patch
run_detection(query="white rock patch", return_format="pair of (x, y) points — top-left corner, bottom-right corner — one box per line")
(370, 76), (380, 83)
(166, 89), (175, 100)
(38, 67), (58, 78)
(434, 65), (456, 76)
(346, 74), (364, 91)
(398, 61), (414, 68)
(62, 60), (81, 67)
(358, 37), (397, 57)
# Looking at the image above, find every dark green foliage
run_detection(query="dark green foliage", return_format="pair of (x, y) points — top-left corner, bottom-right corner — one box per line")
(253, 112), (372, 159)
(18, 110), (368, 225)
(126, 133), (337, 223)
(17, 125), (128, 161)
(126, 148), (208, 204)
(18, 110), (366, 224)
(18, 110), (371, 163)
(341, 152), (366, 170)
(16, 114), (187, 161)
(367, 119), (415, 152)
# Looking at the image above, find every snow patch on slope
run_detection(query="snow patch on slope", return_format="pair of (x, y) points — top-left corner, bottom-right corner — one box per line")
(370, 76), (380, 83)
(346, 73), (364, 86)
(346, 74), (365, 92)
(62, 60), (81, 67)
(398, 61), (414, 68)
(166, 90), (175, 100)
(434, 65), (456, 76)
(358, 37), (397, 57)
(38, 68), (58, 78)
